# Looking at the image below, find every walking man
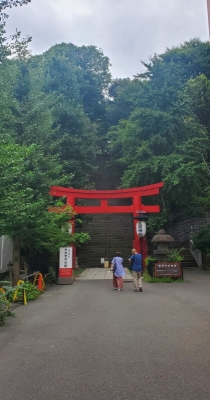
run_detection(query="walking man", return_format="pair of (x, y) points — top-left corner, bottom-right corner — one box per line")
(128, 249), (143, 292)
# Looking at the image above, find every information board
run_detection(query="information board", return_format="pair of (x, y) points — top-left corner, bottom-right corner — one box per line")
(154, 263), (182, 278)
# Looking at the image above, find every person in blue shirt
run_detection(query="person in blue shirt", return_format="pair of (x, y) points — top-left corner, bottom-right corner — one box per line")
(111, 251), (125, 291)
(128, 249), (143, 292)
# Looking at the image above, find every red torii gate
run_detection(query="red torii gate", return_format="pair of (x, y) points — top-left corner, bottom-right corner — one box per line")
(50, 182), (164, 268)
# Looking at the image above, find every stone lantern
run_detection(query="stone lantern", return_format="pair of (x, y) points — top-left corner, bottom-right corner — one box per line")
(151, 229), (175, 262)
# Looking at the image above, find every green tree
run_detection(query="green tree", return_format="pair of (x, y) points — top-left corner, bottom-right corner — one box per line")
(106, 78), (143, 127)
(26, 43), (111, 184)
(33, 43), (111, 153)
(182, 74), (210, 136)
(135, 39), (210, 111)
(0, 142), (89, 285)
(0, 0), (31, 13)
(108, 105), (209, 228)
(107, 40), (210, 228)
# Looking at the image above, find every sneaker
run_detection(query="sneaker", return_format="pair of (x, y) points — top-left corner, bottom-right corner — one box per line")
(134, 289), (138, 292)
(139, 287), (142, 292)
(114, 288), (118, 290)
(118, 288), (121, 291)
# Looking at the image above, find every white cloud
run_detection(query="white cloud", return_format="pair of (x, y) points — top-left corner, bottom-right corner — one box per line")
(6, 0), (209, 78)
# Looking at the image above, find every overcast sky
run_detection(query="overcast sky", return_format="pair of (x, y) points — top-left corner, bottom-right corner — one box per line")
(6, 0), (209, 78)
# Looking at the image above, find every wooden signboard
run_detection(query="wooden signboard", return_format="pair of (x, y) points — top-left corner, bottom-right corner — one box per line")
(154, 262), (182, 278)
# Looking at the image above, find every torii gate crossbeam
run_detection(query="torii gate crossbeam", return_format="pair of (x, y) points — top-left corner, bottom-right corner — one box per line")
(50, 183), (163, 215)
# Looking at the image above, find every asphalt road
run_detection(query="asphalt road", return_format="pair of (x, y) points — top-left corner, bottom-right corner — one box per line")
(1, 270), (210, 400)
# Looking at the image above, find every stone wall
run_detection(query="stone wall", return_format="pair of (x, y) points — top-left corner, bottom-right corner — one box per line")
(167, 216), (210, 244)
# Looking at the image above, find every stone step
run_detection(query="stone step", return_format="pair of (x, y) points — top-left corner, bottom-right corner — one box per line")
(77, 213), (134, 268)
(180, 248), (198, 268)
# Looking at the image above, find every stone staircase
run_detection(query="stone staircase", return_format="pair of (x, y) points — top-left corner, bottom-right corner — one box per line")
(76, 213), (134, 269)
(180, 247), (198, 269)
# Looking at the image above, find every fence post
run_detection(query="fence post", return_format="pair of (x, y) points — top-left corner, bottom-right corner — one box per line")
(22, 288), (27, 305)
(23, 262), (28, 279)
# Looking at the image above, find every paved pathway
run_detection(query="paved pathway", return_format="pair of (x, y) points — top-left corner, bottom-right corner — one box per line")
(1, 270), (210, 400)
(77, 267), (133, 281)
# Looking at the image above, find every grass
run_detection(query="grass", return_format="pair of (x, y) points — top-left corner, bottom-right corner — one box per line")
(73, 269), (86, 278)
(143, 269), (184, 283)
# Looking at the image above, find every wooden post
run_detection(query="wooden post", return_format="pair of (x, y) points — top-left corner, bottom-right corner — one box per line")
(12, 237), (20, 286)
(23, 262), (28, 279)
(7, 262), (13, 285)
(133, 196), (141, 254)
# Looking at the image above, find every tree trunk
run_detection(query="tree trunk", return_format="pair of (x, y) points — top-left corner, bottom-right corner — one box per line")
(12, 237), (21, 286)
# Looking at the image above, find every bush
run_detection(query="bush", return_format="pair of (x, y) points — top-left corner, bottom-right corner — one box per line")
(23, 282), (41, 301)
(143, 269), (183, 283)
(193, 225), (210, 253)
(0, 282), (15, 325)
(166, 248), (184, 263)
(145, 257), (158, 267)
(7, 281), (41, 303)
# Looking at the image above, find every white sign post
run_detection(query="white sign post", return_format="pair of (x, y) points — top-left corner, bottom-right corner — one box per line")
(58, 247), (73, 285)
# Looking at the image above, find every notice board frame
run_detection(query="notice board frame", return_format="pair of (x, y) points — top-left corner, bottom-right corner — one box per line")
(154, 262), (183, 280)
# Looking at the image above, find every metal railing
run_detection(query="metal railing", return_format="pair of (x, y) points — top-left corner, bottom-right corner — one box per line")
(21, 271), (53, 286)
(44, 272), (53, 287)
(189, 240), (202, 268)
(13, 271), (53, 305)
(22, 272), (39, 283)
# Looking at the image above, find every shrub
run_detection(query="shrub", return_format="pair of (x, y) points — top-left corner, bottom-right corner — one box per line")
(145, 257), (158, 267)
(7, 281), (41, 303)
(166, 248), (184, 263)
(193, 225), (210, 253)
(0, 282), (15, 325)
(143, 269), (183, 283)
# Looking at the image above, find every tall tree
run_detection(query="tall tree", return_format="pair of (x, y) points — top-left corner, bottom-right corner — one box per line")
(106, 78), (143, 127)
(107, 40), (210, 228)
(108, 100), (209, 228)
(0, 141), (89, 285)
(27, 43), (112, 184)
(34, 43), (111, 152)
(0, 0), (31, 13)
(134, 39), (210, 111)
(0, 0), (31, 24)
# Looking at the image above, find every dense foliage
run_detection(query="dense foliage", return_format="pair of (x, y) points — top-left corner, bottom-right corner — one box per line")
(193, 225), (210, 254)
(0, 282), (15, 325)
(0, 0), (31, 12)
(108, 40), (210, 229)
(6, 281), (41, 302)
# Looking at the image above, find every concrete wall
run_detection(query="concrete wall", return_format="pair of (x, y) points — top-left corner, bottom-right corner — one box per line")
(0, 236), (13, 273)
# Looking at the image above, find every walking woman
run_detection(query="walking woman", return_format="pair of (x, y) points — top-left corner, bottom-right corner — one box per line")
(111, 251), (125, 291)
